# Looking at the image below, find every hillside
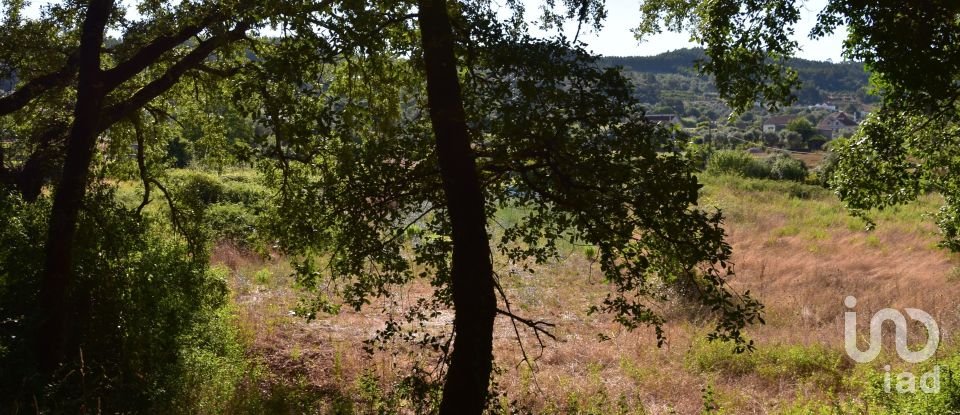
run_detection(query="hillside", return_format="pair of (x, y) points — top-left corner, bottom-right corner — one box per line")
(602, 48), (873, 106)
(603, 47), (870, 94)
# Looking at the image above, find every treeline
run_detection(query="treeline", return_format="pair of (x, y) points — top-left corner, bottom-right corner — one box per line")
(602, 48), (872, 103)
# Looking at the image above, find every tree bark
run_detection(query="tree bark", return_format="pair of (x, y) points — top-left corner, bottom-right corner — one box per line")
(417, 1), (497, 413)
(36, 0), (113, 374)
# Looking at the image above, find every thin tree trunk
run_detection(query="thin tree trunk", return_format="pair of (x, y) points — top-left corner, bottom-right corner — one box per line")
(36, 0), (113, 374)
(417, 1), (497, 413)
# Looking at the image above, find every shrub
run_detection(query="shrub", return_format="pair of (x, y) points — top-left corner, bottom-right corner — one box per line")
(221, 179), (269, 209)
(170, 170), (226, 206)
(867, 354), (960, 414)
(808, 135), (828, 151)
(166, 170), (269, 249)
(707, 150), (771, 179)
(687, 339), (846, 389)
(707, 150), (810, 183)
(768, 153), (809, 182)
(207, 203), (261, 247)
(0, 187), (252, 413)
(814, 151), (839, 187)
(685, 142), (715, 170)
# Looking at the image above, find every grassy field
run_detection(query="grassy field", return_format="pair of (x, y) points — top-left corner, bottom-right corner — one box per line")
(205, 173), (960, 414)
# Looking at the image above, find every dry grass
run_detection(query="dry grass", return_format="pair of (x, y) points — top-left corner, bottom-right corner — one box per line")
(216, 175), (960, 414)
(791, 151), (827, 168)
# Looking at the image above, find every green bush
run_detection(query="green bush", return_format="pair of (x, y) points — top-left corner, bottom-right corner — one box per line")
(0, 188), (253, 413)
(685, 141), (715, 170)
(687, 339), (846, 389)
(707, 150), (771, 179)
(814, 151), (839, 188)
(867, 354), (960, 414)
(707, 150), (810, 183)
(207, 203), (261, 247)
(221, 179), (269, 209)
(166, 170), (269, 249)
(768, 153), (809, 182)
(170, 170), (226, 206)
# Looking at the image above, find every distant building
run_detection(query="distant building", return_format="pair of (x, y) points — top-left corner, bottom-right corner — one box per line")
(762, 115), (797, 133)
(817, 112), (859, 138)
(808, 103), (837, 111)
(644, 114), (680, 127)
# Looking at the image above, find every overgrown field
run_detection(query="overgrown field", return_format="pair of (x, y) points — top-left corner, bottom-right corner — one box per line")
(147, 169), (955, 414)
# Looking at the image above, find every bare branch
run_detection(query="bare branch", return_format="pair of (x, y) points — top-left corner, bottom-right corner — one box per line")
(147, 177), (194, 248)
(492, 272), (556, 375)
(496, 308), (557, 342)
(133, 116), (151, 215)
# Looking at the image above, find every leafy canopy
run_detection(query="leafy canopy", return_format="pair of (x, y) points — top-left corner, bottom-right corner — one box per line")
(245, 3), (763, 355)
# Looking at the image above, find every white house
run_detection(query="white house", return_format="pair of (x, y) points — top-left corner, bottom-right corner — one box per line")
(762, 115), (797, 133)
(817, 112), (859, 138)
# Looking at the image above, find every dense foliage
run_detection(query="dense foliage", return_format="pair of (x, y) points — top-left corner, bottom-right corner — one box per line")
(706, 150), (808, 182)
(0, 187), (250, 412)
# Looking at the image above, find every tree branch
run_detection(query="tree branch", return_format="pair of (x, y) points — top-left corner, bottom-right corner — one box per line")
(148, 177), (193, 246)
(195, 63), (243, 78)
(99, 22), (251, 131)
(100, 17), (216, 92)
(0, 54), (79, 116)
(133, 116), (151, 215)
(492, 272), (556, 372)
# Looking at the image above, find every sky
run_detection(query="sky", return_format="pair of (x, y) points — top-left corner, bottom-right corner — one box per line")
(514, 0), (847, 61)
(18, 0), (847, 62)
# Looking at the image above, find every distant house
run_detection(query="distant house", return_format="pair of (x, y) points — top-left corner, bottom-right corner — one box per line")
(808, 103), (837, 111)
(644, 114), (680, 127)
(762, 115), (796, 133)
(817, 112), (859, 138)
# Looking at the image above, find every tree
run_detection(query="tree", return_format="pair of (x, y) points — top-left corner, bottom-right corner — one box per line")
(786, 117), (815, 141)
(417, 0), (497, 409)
(4, 0), (764, 411)
(0, 0), (325, 376)
(637, 1), (960, 249)
(247, 3), (761, 413)
(762, 131), (780, 147)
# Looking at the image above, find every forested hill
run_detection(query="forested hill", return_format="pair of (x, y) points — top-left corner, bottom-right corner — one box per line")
(602, 48), (870, 95)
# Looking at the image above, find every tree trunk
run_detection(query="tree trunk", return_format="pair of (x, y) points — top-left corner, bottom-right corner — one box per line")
(417, 1), (497, 413)
(36, 0), (113, 374)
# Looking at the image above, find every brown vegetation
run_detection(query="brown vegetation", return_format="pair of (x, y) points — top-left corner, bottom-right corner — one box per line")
(215, 176), (960, 413)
